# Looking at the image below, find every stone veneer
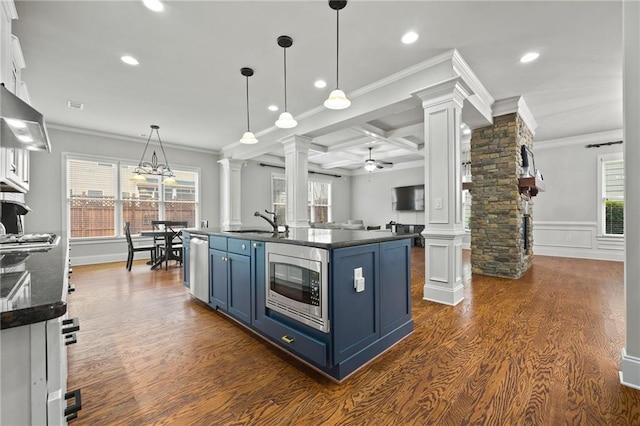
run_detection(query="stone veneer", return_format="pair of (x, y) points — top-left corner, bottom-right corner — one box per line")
(470, 113), (534, 278)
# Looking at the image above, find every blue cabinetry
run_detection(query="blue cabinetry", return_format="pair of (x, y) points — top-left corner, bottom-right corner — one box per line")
(196, 232), (413, 381)
(209, 237), (259, 327)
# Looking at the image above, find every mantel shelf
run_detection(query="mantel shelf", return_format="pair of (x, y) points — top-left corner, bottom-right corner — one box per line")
(518, 176), (545, 197)
(462, 182), (473, 191)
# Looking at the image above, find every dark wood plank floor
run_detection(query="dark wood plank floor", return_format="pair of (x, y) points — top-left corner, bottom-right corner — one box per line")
(66, 250), (640, 425)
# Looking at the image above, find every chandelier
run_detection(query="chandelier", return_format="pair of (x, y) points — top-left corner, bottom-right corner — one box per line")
(131, 124), (176, 185)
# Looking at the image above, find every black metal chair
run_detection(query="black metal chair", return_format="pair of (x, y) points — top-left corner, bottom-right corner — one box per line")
(124, 222), (156, 271)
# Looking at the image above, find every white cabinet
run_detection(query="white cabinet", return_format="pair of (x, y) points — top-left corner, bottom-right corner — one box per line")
(0, 147), (29, 192)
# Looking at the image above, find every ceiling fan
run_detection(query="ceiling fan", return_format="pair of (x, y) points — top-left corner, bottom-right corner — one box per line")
(364, 147), (393, 172)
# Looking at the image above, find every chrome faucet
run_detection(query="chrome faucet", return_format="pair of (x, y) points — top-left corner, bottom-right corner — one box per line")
(254, 210), (278, 232)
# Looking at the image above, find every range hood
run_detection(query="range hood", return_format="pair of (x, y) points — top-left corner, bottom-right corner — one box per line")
(0, 83), (51, 152)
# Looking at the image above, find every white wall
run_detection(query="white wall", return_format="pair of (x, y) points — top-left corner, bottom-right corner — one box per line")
(239, 159), (352, 227)
(25, 126), (220, 265)
(532, 131), (624, 261)
(350, 164), (425, 228)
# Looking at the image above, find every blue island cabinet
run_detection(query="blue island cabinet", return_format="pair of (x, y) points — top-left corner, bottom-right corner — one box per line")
(209, 236), (259, 326)
(254, 238), (413, 381)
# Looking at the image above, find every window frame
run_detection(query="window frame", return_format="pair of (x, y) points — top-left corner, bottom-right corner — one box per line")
(270, 173), (333, 224)
(63, 152), (200, 241)
(596, 152), (624, 238)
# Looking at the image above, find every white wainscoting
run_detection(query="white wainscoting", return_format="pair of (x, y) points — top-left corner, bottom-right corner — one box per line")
(532, 221), (624, 262)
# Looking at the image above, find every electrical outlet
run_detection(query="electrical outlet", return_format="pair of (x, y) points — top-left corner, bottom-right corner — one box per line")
(566, 235), (573, 242)
(354, 267), (365, 292)
(435, 198), (443, 210)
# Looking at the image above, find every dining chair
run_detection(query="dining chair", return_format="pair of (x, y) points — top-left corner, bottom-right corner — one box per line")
(124, 222), (156, 271)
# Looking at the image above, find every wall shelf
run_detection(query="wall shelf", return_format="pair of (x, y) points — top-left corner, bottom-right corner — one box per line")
(518, 177), (545, 197)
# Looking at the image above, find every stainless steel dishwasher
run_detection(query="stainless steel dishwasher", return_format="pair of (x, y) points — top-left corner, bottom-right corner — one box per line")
(189, 234), (209, 303)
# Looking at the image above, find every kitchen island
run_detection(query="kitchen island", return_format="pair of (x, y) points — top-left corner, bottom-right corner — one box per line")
(184, 227), (414, 381)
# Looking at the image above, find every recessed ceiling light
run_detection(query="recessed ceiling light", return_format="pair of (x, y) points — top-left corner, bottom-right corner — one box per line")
(520, 52), (540, 63)
(401, 31), (419, 44)
(121, 55), (139, 66)
(142, 0), (164, 12)
(314, 80), (327, 89)
(268, 105), (279, 112)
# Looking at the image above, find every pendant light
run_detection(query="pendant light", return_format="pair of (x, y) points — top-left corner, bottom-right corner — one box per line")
(275, 35), (297, 129)
(131, 125), (176, 185)
(324, 0), (351, 110)
(240, 67), (258, 144)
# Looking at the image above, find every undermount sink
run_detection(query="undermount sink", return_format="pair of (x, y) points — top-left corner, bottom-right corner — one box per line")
(225, 229), (274, 234)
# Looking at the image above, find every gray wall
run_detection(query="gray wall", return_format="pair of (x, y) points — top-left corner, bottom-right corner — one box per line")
(530, 136), (623, 260)
(239, 160), (352, 227)
(25, 127), (220, 264)
(350, 165), (425, 228)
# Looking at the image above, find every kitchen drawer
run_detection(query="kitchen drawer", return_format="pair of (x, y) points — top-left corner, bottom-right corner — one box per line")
(261, 315), (327, 367)
(227, 238), (250, 256)
(209, 236), (227, 251)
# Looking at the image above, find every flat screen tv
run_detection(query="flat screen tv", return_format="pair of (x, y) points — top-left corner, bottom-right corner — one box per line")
(392, 184), (425, 211)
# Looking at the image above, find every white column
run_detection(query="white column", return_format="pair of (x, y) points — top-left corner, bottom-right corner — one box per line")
(413, 78), (471, 306)
(282, 135), (312, 228)
(621, 0), (640, 389)
(218, 158), (243, 229)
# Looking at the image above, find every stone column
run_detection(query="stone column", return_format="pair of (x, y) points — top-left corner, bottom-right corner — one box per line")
(218, 158), (243, 228)
(413, 78), (470, 306)
(282, 135), (312, 228)
(470, 96), (536, 279)
(621, 0), (640, 389)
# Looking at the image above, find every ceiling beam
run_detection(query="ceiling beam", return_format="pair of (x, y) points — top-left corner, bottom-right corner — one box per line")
(326, 136), (372, 153)
(351, 124), (420, 152)
(386, 123), (423, 139)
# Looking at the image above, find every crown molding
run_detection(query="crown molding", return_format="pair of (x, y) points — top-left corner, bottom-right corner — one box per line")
(492, 96), (538, 135)
(47, 123), (220, 155)
(535, 129), (623, 150)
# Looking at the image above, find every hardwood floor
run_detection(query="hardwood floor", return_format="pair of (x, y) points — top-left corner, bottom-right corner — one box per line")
(66, 250), (640, 425)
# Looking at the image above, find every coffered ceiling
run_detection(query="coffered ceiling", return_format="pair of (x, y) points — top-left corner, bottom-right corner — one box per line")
(11, 1), (622, 172)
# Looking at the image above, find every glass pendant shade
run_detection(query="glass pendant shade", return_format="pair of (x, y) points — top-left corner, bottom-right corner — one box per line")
(130, 172), (147, 182)
(240, 131), (259, 144)
(324, 89), (351, 110)
(162, 176), (177, 185)
(364, 160), (377, 172)
(275, 111), (297, 129)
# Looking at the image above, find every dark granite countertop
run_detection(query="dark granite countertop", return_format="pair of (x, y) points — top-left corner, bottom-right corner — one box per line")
(185, 227), (415, 249)
(1, 232), (68, 329)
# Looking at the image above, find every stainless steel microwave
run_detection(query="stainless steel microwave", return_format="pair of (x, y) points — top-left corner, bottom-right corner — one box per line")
(265, 243), (329, 333)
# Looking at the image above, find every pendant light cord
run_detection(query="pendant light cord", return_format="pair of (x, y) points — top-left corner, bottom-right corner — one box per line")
(336, 8), (340, 89)
(283, 47), (288, 111)
(245, 76), (250, 131)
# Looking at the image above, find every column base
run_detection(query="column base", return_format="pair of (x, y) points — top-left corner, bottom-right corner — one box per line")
(423, 231), (465, 306)
(620, 348), (640, 390)
(423, 283), (464, 306)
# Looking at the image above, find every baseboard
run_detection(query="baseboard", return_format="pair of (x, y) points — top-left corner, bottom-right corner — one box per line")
(423, 283), (464, 306)
(620, 348), (640, 390)
(70, 253), (127, 266)
(533, 246), (623, 262)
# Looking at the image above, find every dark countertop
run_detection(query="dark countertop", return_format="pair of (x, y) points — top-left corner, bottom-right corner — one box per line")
(1, 233), (68, 329)
(186, 227), (415, 249)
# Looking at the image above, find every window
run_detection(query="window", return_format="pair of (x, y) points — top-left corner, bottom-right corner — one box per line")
(308, 180), (332, 223)
(66, 155), (199, 238)
(463, 189), (472, 231)
(270, 174), (332, 224)
(271, 174), (287, 222)
(598, 153), (624, 236)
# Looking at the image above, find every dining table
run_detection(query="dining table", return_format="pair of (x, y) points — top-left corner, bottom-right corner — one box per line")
(140, 229), (183, 270)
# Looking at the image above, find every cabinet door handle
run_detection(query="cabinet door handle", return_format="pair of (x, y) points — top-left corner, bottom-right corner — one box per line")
(65, 389), (82, 420)
(253, 242), (261, 248)
(62, 317), (80, 334)
(281, 335), (295, 344)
